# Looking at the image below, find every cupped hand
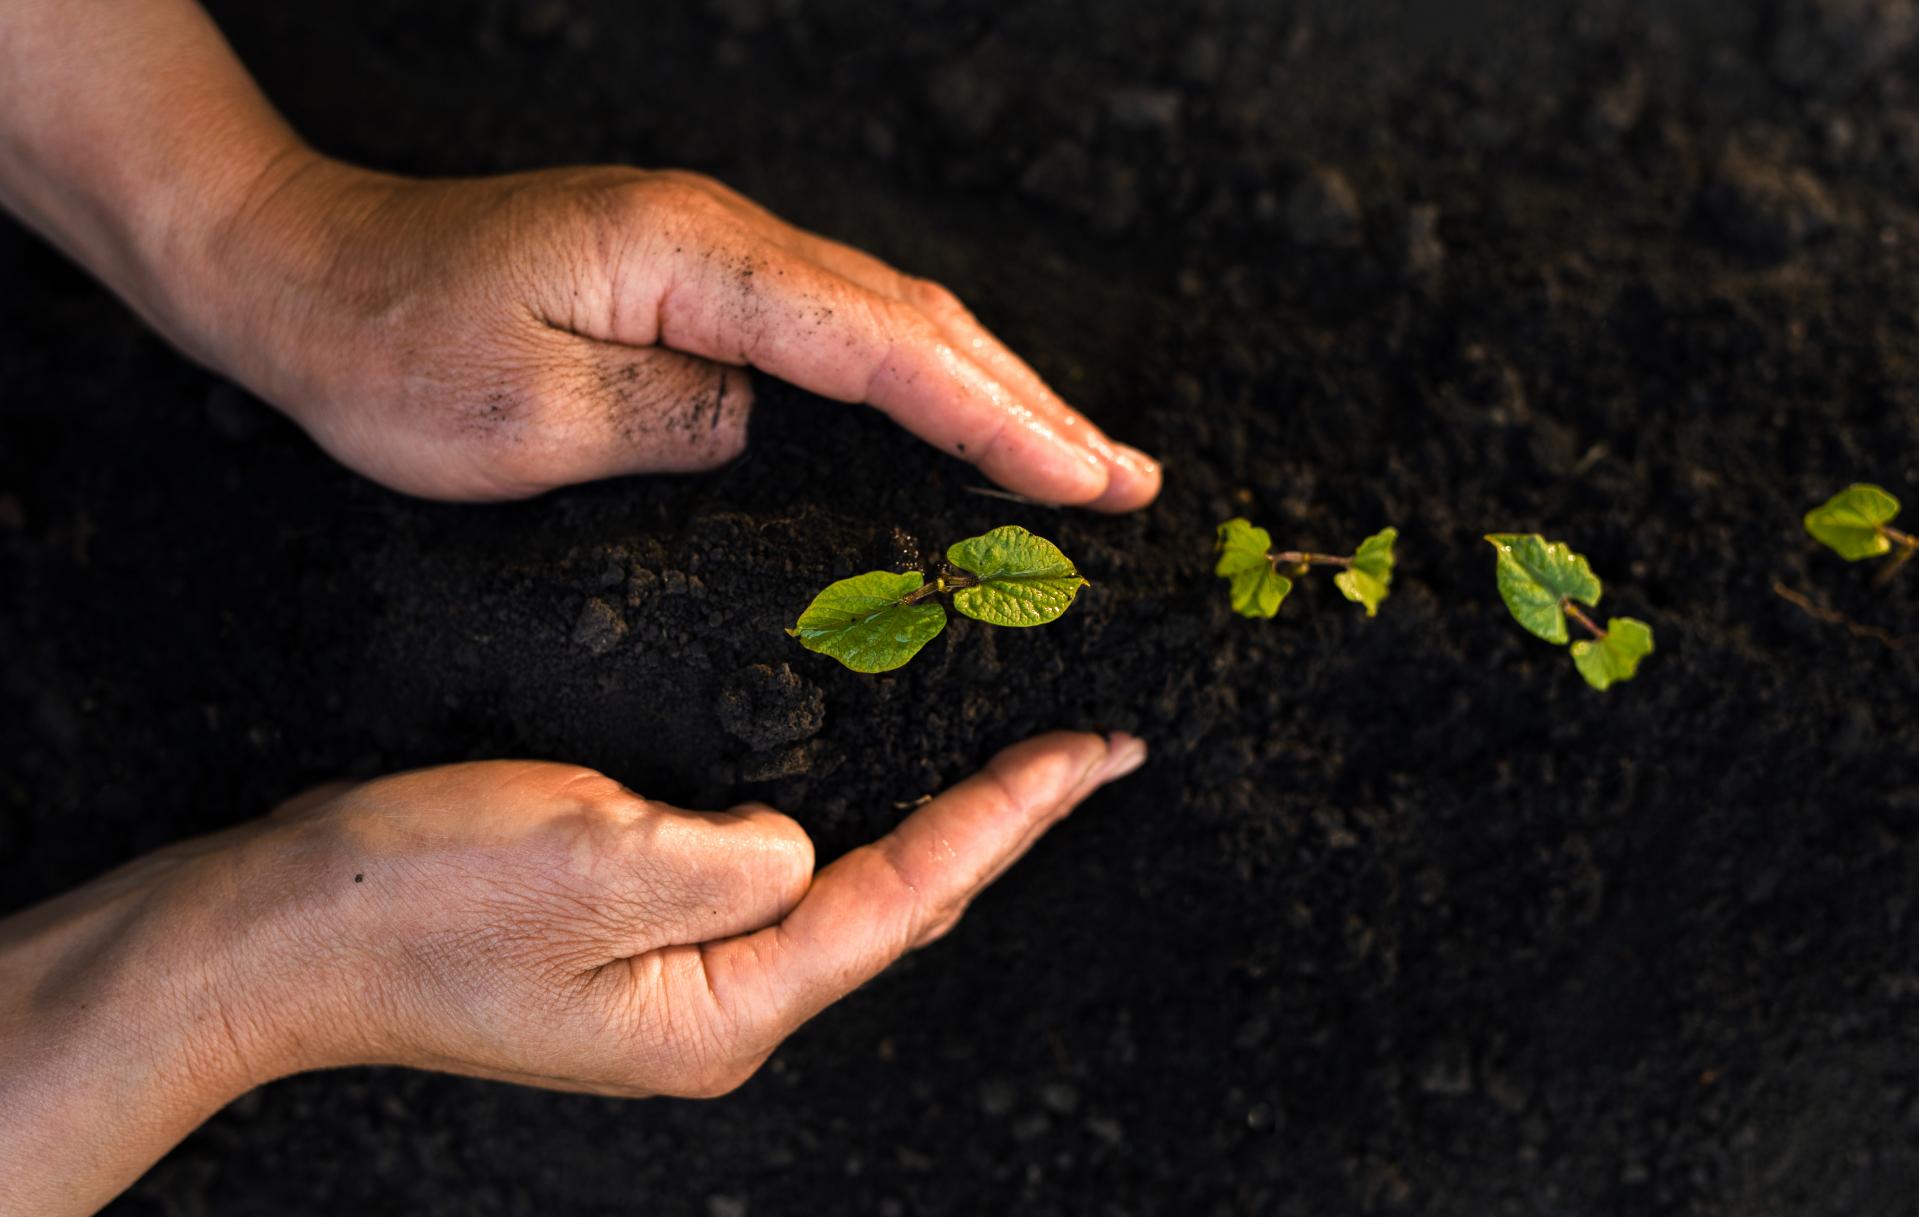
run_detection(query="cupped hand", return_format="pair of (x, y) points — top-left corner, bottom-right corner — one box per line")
(212, 730), (1145, 1097)
(194, 158), (1160, 506)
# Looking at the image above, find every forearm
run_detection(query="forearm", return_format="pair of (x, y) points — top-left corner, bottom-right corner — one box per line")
(0, 841), (280, 1217)
(0, 0), (314, 360)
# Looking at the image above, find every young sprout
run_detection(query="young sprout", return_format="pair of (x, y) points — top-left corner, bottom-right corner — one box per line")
(1804, 483), (1917, 583)
(1214, 518), (1397, 618)
(788, 525), (1086, 673)
(1485, 534), (1653, 690)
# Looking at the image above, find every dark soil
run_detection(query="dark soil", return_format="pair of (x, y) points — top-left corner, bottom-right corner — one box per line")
(5, 1), (1919, 1213)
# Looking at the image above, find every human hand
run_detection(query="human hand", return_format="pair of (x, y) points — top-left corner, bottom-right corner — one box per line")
(0, 731), (1145, 1216)
(238, 730), (1144, 1093)
(4, 1), (1158, 505)
(176, 156), (1162, 506)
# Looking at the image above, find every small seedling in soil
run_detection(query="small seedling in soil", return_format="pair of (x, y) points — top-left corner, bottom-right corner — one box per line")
(1804, 483), (1917, 584)
(1485, 534), (1653, 690)
(788, 525), (1086, 673)
(1214, 518), (1397, 618)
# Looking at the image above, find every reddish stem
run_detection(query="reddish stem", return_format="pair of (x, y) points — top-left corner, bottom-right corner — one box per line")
(1270, 551), (1352, 571)
(1774, 581), (1911, 650)
(1562, 600), (1606, 639)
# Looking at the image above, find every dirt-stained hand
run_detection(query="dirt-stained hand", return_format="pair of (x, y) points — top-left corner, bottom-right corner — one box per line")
(211, 730), (1146, 1096)
(199, 160), (1161, 506)
(0, 731), (1145, 1216)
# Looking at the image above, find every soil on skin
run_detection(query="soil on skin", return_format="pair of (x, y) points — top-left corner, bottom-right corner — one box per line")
(5, 1), (1919, 1213)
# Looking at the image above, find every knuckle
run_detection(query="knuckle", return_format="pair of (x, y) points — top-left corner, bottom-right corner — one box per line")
(582, 783), (653, 827)
(732, 804), (816, 895)
(551, 166), (652, 234)
(676, 1049), (766, 1099)
(916, 910), (965, 949)
(625, 171), (730, 226)
(556, 766), (632, 801)
(648, 168), (723, 195)
(904, 276), (966, 318)
(868, 297), (946, 364)
(748, 805), (814, 856)
(765, 832), (817, 898)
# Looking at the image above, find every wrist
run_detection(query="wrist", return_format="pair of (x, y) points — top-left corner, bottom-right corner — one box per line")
(146, 149), (406, 416)
(0, 837), (284, 1213)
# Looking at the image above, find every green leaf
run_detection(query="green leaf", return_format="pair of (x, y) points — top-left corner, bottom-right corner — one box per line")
(1804, 483), (1900, 561)
(1570, 617), (1654, 690)
(1333, 527), (1397, 617)
(1229, 567), (1292, 617)
(786, 570), (947, 673)
(947, 525), (1088, 627)
(1214, 518), (1291, 618)
(1213, 518), (1272, 579)
(1485, 533), (1603, 644)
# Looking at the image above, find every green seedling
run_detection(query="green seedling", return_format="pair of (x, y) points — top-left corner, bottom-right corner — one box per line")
(1485, 534), (1653, 690)
(788, 525), (1087, 673)
(1214, 518), (1397, 618)
(1804, 483), (1917, 584)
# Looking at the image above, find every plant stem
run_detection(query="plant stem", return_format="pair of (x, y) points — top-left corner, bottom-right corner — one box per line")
(1877, 526), (1919, 586)
(1270, 550), (1351, 574)
(899, 567), (978, 605)
(1562, 600), (1606, 639)
(1876, 545), (1915, 585)
(1774, 580), (1911, 650)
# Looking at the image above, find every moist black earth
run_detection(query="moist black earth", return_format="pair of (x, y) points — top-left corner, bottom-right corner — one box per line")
(5, 1), (1919, 1214)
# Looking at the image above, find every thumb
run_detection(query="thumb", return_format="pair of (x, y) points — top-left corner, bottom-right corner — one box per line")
(701, 730), (1148, 1036)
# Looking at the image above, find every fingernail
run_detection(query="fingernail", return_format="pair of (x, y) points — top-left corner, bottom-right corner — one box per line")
(1097, 733), (1149, 783)
(1089, 446), (1163, 511)
(1113, 444), (1159, 476)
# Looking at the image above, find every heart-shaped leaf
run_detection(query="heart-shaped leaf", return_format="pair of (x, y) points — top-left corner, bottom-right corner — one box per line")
(1485, 534), (1602, 644)
(1804, 483), (1900, 561)
(1333, 527), (1397, 617)
(947, 525), (1087, 627)
(1214, 518), (1291, 618)
(1571, 616), (1654, 690)
(787, 570), (947, 673)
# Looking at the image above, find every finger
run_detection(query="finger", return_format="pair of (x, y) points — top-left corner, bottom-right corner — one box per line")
(700, 731), (1148, 1034)
(759, 227), (1158, 495)
(908, 738), (1137, 949)
(900, 280), (1161, 511)
(613, 800), (815, 949)
(531, 337), (754, 485)
(606, 226), (1117, 506)
(748, 227), (1161, 511)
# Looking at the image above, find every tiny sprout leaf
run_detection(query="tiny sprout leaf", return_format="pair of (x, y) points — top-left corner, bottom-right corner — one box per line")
(1485, 533), (1603, 644)
(1570, 617), (1654, 690)
(947, 525), (1087, 627)
(787, 570), (947, 673)
(1231, 569), (1292, 617)
(1333, 527), (1397, 617)
(1214, 518), (1291, 618)
(1804, 483), (1900, 561)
